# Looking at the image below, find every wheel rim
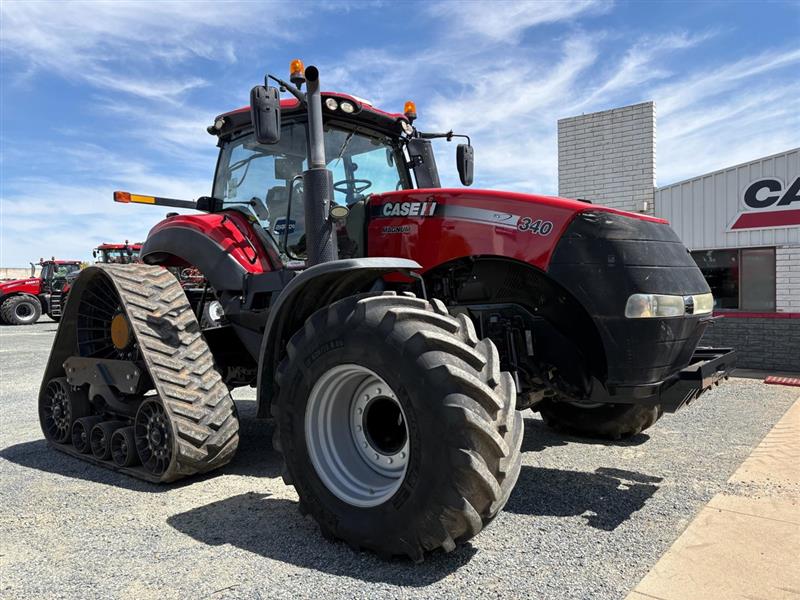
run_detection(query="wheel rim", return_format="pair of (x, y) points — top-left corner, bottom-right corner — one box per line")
(42, 379), (72, 443)
(305, 364), (409, 508)
(135, 399), (173, 476)
(15, 302), (34, 321)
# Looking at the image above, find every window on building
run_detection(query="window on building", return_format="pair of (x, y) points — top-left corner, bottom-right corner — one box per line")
(690, 248), (775, 311)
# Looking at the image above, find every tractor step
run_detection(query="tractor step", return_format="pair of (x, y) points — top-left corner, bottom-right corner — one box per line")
(38, 263), (240, 483)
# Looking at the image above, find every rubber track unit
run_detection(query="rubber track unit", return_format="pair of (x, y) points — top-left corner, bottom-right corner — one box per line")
(41, 264), (239, 483)
(272, 292), (524, 561)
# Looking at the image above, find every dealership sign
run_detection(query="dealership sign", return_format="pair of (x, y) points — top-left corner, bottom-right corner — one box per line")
(729, 176), (800, 230)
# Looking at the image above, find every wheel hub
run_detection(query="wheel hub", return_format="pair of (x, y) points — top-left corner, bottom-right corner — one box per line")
(350, 383), (408, 479)
(110, 312), (132, 350)
(306, 364), (409, 508)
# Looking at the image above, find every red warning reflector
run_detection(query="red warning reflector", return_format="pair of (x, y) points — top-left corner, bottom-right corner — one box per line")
(114, 191), (131, 203)
(764, 376), (800, 387)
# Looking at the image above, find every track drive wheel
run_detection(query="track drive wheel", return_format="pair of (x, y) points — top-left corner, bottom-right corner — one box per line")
(538, 399), (663, 439)
(272, 292), (523, 561)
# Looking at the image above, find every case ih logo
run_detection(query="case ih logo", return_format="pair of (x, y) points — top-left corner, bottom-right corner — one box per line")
(381, 201), (437, 217)
(729, 176), (800, 230)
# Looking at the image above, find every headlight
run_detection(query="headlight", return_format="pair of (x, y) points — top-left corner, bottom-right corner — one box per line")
(340, 101), (355, 114)
(625, 292), (714, 318)
(400, 120), (414, 135)
(324, 98), (339, 111)
(692, 292), (714, 315)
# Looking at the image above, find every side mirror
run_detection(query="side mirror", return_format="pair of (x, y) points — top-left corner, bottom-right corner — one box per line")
(457, 143), (474, 186)
(250, 85), (281, 145)
(92, 250), (97, 258)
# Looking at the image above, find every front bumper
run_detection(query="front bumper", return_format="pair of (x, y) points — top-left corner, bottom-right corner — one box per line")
(588, 347), (737, 413)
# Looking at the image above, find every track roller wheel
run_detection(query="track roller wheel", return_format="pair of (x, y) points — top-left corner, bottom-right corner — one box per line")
(111, 426), (139, 467)
(72, 416), (103, 454)
(40, 377), (89, 444)
(90, 421), (126, 460)
(135, 399), (174, 478)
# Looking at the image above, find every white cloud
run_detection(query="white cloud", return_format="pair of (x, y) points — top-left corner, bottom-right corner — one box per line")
(427, 0), (612, 42)
(1, 144), (210, 265)
(0, 1), (298, 103)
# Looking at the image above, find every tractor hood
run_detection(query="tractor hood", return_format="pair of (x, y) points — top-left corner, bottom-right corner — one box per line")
(0, 278), (40, 296)
(370, 188), (665, 225)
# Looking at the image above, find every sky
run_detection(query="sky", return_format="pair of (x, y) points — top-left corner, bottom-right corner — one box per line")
(1, 0), (799, 266)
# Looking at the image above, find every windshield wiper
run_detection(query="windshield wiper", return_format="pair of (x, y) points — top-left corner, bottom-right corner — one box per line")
(333, 130), (355, 167)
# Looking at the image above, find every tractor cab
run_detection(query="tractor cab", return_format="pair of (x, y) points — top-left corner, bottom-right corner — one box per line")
(208, 68), (471, 259)
(39, 259), (81, 294)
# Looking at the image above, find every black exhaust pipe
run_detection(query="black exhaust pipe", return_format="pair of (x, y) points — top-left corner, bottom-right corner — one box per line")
(302, 66), (337, 266)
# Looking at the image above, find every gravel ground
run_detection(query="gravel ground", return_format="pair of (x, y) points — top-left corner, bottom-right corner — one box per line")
(1, 319), (797, 599)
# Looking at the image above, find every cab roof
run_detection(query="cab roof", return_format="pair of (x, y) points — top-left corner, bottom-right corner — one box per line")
(97, 243), (143, 250)
(212, 92), (409, 140)
(41, 260), (81, 265)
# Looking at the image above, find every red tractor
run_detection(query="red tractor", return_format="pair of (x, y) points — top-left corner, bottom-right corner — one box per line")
(0, 258), (81, 325)
(38, 61), (735, 560)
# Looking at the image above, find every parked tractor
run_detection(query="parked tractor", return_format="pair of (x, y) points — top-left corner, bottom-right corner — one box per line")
(38, 61), (735, 560)
(0, 258), (81, 325)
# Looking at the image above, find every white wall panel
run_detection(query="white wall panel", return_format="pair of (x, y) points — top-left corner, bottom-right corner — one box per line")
(655, 148), (800, 250)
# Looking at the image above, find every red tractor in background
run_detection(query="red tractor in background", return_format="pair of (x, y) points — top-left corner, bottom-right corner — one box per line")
(0, 259), (82, 325)
(58, 242), (143, 313)
(38, 61), (735, 561)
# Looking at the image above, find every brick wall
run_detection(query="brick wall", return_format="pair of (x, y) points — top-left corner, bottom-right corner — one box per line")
(558, 101), (655, 214)
(700, 316), (800, 372)
(776, 246), (800, 312)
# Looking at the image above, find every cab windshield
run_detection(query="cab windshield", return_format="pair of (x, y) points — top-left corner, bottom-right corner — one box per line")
(98, 249), (139, 264)
(213, 122), (407, 253)
(42, 263), (80, 280)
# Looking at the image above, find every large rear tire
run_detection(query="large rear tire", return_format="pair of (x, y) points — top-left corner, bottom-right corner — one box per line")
(273, 292), (523, 561)
(538, 399), (663, 439)
(1, 295), (42, 325)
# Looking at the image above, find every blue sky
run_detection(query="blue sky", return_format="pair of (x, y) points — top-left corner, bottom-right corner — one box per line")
(1, 0), (798, 266)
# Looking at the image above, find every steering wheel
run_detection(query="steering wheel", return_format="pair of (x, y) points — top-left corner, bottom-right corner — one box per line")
(333, 179), (372, 196)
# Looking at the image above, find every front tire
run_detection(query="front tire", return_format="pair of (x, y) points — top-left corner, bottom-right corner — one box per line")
(538, 399), (663, 439)
(273, 292), (523, 561)
(1, 295), (42, 325)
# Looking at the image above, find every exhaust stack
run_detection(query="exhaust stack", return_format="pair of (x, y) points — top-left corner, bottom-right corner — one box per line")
(302, 66), (337, 266)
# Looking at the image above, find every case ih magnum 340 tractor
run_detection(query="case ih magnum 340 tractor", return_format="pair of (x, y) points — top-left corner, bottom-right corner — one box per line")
(38, 61), (735, 560)
(0, 259), (81, 325)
